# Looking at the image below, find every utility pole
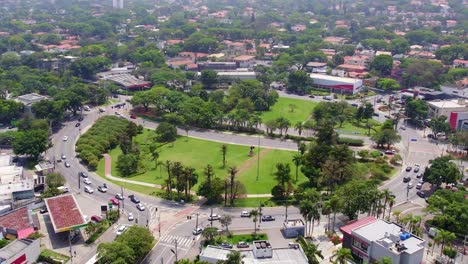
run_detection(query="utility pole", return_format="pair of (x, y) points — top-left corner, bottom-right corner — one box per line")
(210, 207), (213, 227)
(68, 231), (73, 264)
(78, 173), (80, 190)
(285, 200), (289, 222)
(158, 212), (161, 238)
(406, 181), (410, 202)
(175, 239), (178, 262)
(196, 213), (199, 230)
(121, 186), (124, 209)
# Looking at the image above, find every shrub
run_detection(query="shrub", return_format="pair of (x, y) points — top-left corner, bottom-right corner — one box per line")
(337, 137), (364, 146)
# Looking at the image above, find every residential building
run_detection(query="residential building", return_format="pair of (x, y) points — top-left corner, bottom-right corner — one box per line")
(340, 216), (425, 264)
(337, 64), (367, 73)
(305, 62), (328, 73)
(0, 207), (37, 239)
(233, 55), (256, 68)
(200, 241), (308, 264)
(427, 99), (468, 117)
(0, 239), (40, 264)
(453, 59), (468, 68)
(0, 154), (33, 205)
(344, 55), (370, 67)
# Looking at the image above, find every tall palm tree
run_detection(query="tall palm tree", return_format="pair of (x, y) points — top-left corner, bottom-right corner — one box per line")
(249, 209), (259, 235)
(309, 204), (321, 237)
(292, 153), (302, 182)
(149, 143), (160, 169)
(165, 160), (172, 199)
(322, 200), (332, 233)
(221, 144), (227, 168)
(392, 210), (401, 224)
(228, 166), (238, 205)
(329, 196), (341, 232)
(387, 195), (395, 219)
(184, 167), (196, 201)
(298, 236), (323, 264)
(332, 248), (354, 264)
(381, 189), (392, 218)
(300, 200), (313, 237)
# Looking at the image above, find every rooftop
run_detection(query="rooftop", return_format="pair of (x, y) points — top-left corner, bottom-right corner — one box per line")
(284, 219), (305, 228)
(200, 246), (308, 264)
(340, 216), (377, 236)
(15, 93), (49, 105)
(45, 194), (87, 233)
(0, 239), (36, 261)
(310, 73), (361, 84)
(99, 73), (151, 89)
(234, 55), (256, 61)
(428, 99), (468, 109)
(0, 207), (33, 231)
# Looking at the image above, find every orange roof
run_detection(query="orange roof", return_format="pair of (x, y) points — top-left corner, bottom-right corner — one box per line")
(234, 55), (256, 61)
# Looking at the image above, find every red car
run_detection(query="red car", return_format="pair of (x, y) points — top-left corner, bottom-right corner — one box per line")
(130, 114), (136, 119)
(110, 198), (120, 205)
(91, 215), (102, 223)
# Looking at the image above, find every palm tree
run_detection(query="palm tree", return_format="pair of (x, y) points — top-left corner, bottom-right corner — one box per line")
(292, 153), (302, 182)
(381, 189), (392, 218)
(183, 167), (196, 201)
(149, 143), (160, 169)
(223, 251), (244, 264)
(298, 236), (323, 264)
(435, 230), (456, 257)
(165, 160), (172, 199)
(392, 210), (401, 224)
(228, 166), (238, 205)
(332, 248), (354, 264)
(249, 209), (259, 235)
(300, 200), (313, 237)
(329, 196), (341, 232)
(220, 215), (232, 235)
(221, 144), (227, 168)
(387, 195), (395, 219)
(309, 204), (321, 237)
(294, 121), (304, 137)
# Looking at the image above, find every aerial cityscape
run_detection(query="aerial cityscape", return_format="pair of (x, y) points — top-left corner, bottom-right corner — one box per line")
(0, 0), (467, 263)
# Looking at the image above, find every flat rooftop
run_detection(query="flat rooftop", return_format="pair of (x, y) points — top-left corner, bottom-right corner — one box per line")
(45, 194), (87, 233)
(0, 239), (35, 261)
(428, 100), (468, 109)
(15, 93), (49, 105)
(284, 219), (305, 228)
(200, 246), (308, 264)
(310, 73), (360, 83)
(0, 207), (32, 231)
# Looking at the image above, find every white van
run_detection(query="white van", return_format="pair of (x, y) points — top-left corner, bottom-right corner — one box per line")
(57, 186), (69, 193)
(84, 186), (93, 194)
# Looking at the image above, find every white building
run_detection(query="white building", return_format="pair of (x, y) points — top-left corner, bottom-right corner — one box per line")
(112, 0), (124, 9)
(0, 155), (33, 205)
(200, 241), (308, 264)
(440, 84), (468, 99)
(310, 73), (363, 94)
(340, 217), (425, 264)
(427, 99), (468, 118)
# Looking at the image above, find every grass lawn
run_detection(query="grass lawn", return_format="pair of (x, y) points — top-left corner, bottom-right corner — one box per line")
(228, 197), (276, 208)
(221, 233), (268, 244)
(260, 97), (317, 124)
(39, 249), (70, 263)
(97, 130), (306, 194)
(335, 119), (381, 136)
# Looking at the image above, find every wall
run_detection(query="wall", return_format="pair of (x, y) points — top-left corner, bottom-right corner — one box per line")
(369, 242), (400, 264)
(3, 239), (40, 264)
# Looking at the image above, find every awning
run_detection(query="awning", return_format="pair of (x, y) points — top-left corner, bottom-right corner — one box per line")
(17, 227), (34, 239)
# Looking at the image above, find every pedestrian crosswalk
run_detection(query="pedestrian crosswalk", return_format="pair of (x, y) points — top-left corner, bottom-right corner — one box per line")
(159, 234), (195, 248)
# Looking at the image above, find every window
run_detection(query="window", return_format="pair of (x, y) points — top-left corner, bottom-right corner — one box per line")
(352, 238), (369, 252)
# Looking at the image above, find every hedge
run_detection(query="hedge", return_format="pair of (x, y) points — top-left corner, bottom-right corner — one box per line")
(337, 137), (364, 146)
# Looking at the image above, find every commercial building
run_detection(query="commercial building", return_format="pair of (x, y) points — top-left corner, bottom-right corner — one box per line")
(0, 154), (33, 205)
(14, 93), (49, 115)
(305, 62), (327, 73)
(0, 239), (40, 264)
(97, 72), (151, 90)
(197, 70), (256, 82)
(310, 73), (362, 94)
(340, 216), (425, 264)
(427, 99), (468, 118)
(449, 111), (468, 131)
(282, 219), (305, 238)
(198, 62), (237, 71)
(233, 55), (256, 68)
(44, 194), (87, 233)
(200, 241), (308, 264)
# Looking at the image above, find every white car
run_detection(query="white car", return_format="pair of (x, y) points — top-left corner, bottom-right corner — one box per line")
(192, 227), (203, 235)
(62, 136), (68, 141)
(64, 161), (70, 168)
(128, 212), (134, 221)
(208, 214), (220, 221)
(83, 178), (91, 185)
(84, 186), (93, 194)
(136, 203), (145, 211)
(241, 211), (250, 217)
(116, 225), (127, 236)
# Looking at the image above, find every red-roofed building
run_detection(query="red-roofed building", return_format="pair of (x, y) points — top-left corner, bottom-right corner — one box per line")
(337, 64), (367, 73)
(45, 194), (87, 233)
(454, 59), (468, 68)
(324, 37), (347, 45)
(0, 208), (37, 239)
(234, 55), (256, 68)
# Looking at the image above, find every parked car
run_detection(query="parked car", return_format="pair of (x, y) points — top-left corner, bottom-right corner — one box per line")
(136, 203), (145, 211)
(98, 185), (107, 193)
(403, 176), (411, 183)
(237, 242), (249, 248)
(75, 122), (81, 127)
(77, 116), (84, 121)
(64, 161), (70, 168)
(83, 105), (90, 111)
(99, 108), (105, 113)
(416, 174), (422, 179)
(129, 195), (140, 203)
(192, 227), (203, 235)
(288, 242), (299, 249)
(40, 207), (48, 214)
(91, 215), (102, 223)
(116, 225), (127, 236)
(220, 242), (233, 249)
(208, 214), (220, 221)
(110, 198), (119, 205)
(261, 215), (275, 221)
(128, 212), (134, 221)
(413, 165), (420, 173)
(61, 154), (66, 159)
(416, 183), (423, 190)
(405, 166), (412, 172)
(115, 193), (124, 200)
(400, 126), (406, 130)
(240, 211), (250, 217)
(417, 191), (426, 198)
(62, 136), (68, 141)
(84, 186), (94, 194)
(83, 178), (91, 185)
(79, 171), (88, 178)
(130, 114), (136, 119)
(385, 149), (395, 155)
(407, 183), (414, 189)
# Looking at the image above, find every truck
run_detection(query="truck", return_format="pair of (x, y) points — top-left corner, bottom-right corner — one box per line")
(57, 186), (69, 193)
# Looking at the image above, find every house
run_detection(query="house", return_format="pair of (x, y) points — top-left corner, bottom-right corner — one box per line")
(337, 64), (367, 73)
(233, 55), (256, 68)
(291, 24), (306, 32)
(340, 216), (425, 264)
(305, 62), (328, 73)
(0, 207), (37, 239)
(0, 154), (34, 206)
(323, 37), (347, 45)
(344, 55), (370, 67)
(453, 59), (468, 68)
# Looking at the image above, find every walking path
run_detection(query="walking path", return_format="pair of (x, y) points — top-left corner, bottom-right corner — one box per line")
(103, 153), (274, 198)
